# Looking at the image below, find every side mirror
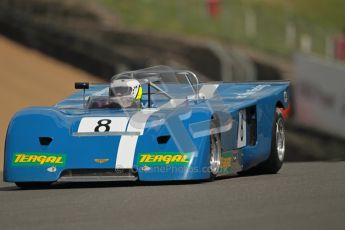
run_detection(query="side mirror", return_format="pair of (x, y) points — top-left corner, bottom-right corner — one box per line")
(75, 82), (89, 109)
(75, 82), (89, 90)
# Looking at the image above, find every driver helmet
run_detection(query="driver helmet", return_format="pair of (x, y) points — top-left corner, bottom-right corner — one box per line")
(109, 79), (143, 108)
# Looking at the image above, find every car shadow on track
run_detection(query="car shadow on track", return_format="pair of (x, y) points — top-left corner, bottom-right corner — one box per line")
(0, 179), (210, 191)
(0, 172), (273, 191)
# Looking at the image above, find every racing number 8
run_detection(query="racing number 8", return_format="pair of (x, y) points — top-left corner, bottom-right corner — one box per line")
(94, 119), (112, 132)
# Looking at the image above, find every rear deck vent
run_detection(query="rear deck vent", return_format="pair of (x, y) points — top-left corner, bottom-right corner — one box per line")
(39, 137), (53, 146)
(157, 135), (170, 144)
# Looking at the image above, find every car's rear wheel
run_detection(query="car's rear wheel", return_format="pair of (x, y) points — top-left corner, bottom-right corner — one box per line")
(15, 182), (52, 189)
(210, 117), (221, 179)
(257, 108), (285, 173)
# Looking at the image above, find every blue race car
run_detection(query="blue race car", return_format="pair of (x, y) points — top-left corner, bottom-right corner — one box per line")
(4, 66), (289, 188)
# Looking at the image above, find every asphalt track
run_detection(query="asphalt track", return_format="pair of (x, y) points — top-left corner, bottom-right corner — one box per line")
(1, 162), (344, 230)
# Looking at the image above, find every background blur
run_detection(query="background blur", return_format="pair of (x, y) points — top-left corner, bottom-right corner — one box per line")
(1, 0), (345, 170)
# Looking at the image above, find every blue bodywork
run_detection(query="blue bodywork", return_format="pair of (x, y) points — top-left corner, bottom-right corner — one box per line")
(4, 80), (289, 183)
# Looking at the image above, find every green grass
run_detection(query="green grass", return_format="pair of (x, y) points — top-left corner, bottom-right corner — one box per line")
(96, 0), (345, 56)
(258, 0), (345, 30)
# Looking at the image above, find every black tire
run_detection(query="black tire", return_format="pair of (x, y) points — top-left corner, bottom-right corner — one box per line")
(15, 182), (52, 189)
(257, 108), (285, 174)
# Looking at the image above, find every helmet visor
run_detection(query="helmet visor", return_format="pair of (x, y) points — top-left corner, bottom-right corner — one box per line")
(110, 86), (132, 97)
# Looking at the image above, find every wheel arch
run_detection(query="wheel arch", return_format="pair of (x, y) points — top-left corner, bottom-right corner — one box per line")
(276, 101), (285, 109)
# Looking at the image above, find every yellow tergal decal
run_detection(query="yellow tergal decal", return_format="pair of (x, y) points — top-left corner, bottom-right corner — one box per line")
(12, 153), (66, 166)
(138, 153), (190, 166)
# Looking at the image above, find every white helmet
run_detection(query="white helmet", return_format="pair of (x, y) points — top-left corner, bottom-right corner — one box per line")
(109, 79), (143, 108)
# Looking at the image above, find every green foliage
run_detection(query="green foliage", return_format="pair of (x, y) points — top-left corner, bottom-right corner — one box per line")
(97, 0), (345, 56)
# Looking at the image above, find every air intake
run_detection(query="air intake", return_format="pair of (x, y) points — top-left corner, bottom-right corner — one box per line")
(157, 135), (170, 144)
(39, 137), (53, 146)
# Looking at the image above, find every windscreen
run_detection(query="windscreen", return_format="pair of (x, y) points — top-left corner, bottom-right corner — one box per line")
(112, 66), (200, 99)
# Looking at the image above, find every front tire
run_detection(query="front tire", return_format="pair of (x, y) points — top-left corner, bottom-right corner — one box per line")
(209, 117), (221, 179)
(258, 108), (285, 173)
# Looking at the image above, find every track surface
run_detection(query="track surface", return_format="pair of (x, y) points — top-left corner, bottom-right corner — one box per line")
(1, 162), (344, 230)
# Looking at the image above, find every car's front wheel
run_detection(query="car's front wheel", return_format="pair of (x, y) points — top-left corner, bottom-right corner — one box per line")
(258, 108), (285, 173)
(209, 117), (221, 179)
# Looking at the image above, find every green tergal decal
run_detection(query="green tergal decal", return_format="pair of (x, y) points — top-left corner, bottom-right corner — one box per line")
(138, 152), (190, 166)
(12, 153), (66, 166)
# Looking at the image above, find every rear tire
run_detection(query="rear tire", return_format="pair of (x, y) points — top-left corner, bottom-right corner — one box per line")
(257, 108), (285, 174)
(15, 182), (52, 189)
